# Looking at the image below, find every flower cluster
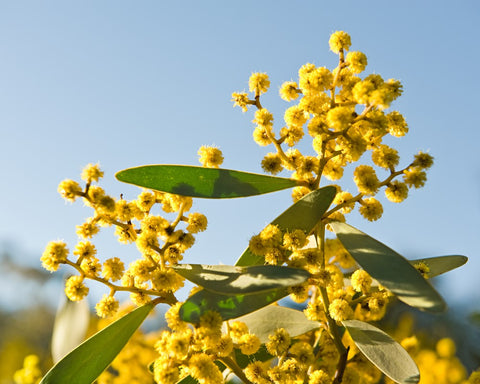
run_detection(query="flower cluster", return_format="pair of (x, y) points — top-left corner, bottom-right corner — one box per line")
(42, 163), (209, 318)
(232, 30), (433, 223)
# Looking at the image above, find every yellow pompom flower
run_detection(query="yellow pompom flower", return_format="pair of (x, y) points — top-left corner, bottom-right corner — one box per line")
(253, 125), (273, 146)
(238, 333), (261, 355)
(197, 145), (224, 168)
(13, 354), (42, 384)
(102, 257), (125, 281)
(261, 153), (283, 175)
(329, 298), (353, 321)
(153, 356), (180, 384)
(95, 294), (119, 318)
(188, 353), (223, 383)
(231, 91), (250, 112)
(413, 151), (434, 169)
(229, 321), (249, 342)
(299, 66), (333, 95)
(253, 108), (274, 128)
(387, 111), (409, 137)
(329, 31), (352, 53)
(385, 180), (409, 203)
(372, 144), (400, 169)
(76, 218), (100, 239)
(436, 337), (456, 358)
(333, 190), (355, 214)
(403, 167), (427, 189)
(266, 328), (291, 356)
(351, 269), (372, 294)
(283, 229), (307, 250)
(80, 256), (102, 277)
(345, 51), (367, 74)
(284, 105), (309, 128)
(245, 361), (270, 384)
(249, 72), (270, 95)
(309, 369), (331, 384)
(186, 212), (208, 233)
(290, 341), (314, 366)
(136, 191), (156, 213)
(279, 81), (299, 101)
(353, 165), (379, 195)
(151, 269), (184, 293)
(326, 106), (354, 131)
(81, 163), (104, 183)
(65, 275), (89, 301)
(130, 291), (151, 306)
(41, 241), (69, 271)
(280, 125), (304, 147)
(358, 197), (383, 221)
(73, 241), (96, 261)
(58, 179), (83, 202)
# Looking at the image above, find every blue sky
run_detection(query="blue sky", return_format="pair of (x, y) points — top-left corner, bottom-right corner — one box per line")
(0, 1), (478, 311)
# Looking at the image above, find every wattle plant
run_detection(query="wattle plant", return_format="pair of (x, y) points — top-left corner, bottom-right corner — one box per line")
(22, 31), (470, 384)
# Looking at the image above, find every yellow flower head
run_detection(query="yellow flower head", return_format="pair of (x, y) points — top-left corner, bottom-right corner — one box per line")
(329, 31), (352, 53)
(65, 275), (89, 301)
(102, 257), (125, 282)
(353, 165), (380, 195)
(284, 105), (309, 128)
(186, 212), (208, 233)
(279, 81), (299, 101)
(58, 179), (83, 202)
(403, 167), (427, 189)
(371, 144), (400, 169)
(41, 241), (69, 272)
(413, 151), (434, 169)
(266, 328), (291, 356)
(231, 91), (250, 112)
(81, 163), (104, 184)
(385, 180), (409, 203)
(351, 269), (372, 294)
(253, 125), (273, 147)
(188, 353), (223, 383)
(76, 218), (100, 239)
(261, 153), (283, 175)
(283, 229), (307, 251)
(345, 51), (368, 74)
(387, 111), (409, 137)
(95, 294), (119, 318)
(197, 145), (224, 168)
(358, 197), (383, 221)
(238, 333), (261, 355)
(249, 72), (270, 95)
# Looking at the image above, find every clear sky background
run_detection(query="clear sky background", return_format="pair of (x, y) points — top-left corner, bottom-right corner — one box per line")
(0, 1), (478, 312)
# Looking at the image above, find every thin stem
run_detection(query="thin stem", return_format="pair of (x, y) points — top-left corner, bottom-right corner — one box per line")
(218, 356), (254, 384)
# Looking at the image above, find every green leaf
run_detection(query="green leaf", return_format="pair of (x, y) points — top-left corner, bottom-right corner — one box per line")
(173, 264), (309, 295)
(330, 222), (446, 312)
(343, 320), (419, 384)
(115, 165), (298, 198)
(235, 186), (337, 266)
(51, 295), (90, 363)
(409, 255), (468, 278)
(40, 303), (153, 384)
(233, 305), (321, 343)
(180, 288), (289, 323)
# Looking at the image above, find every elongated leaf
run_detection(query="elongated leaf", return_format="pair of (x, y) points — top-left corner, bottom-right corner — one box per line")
(409, 255), (468, 278)
(180, 288), (289, 323)
(331, 222), (445, 312)
(173, 264), (309, 295)
(40, 303), (153, 384)
(115, 165), (298, 198)
(51, 295), (90, 363)
(343, 320), (419, 384)
(234, 305), (321, 343)
(235, 186), (337, 266)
